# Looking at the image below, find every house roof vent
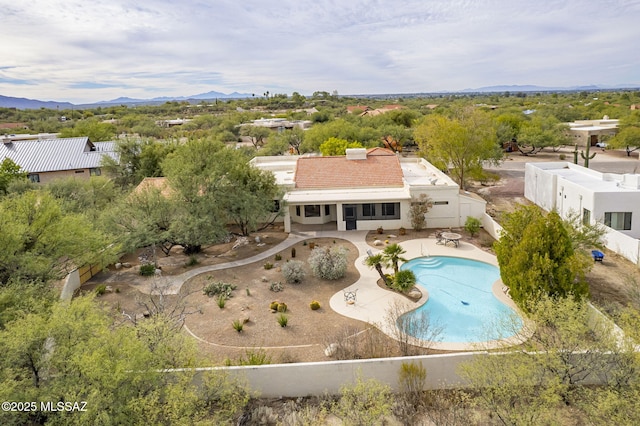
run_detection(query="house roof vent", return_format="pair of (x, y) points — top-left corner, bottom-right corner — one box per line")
(346, 148), (367, 160)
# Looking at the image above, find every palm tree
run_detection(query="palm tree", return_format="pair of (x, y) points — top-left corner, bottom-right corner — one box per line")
(364, 253), (389, 286)
(382, 243), (407, 275)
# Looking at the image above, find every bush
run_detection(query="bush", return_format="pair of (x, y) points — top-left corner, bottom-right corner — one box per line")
(393, 269), (417, 293)
(217, 296), (227, 309)
(275, 254), (282, 261)
(308, 246), (348, 280)
(282, 260), (305, 284)
(203, 281), (237, 298)
(269, 281), (284, 292)
(410, 194), (432, 231)
(277, 302), (288, 313)
(95, 284), (107, 296)
(277, 313), (289, 327)
(270, 301), (280, 311)
(310, 300), (321, 310)
(263, 262), (274, 270)
(186, 255), (199, 266)
(139, 263), (156, 276)
(232, 319), (243, 332)
(465, 216), (481, 237)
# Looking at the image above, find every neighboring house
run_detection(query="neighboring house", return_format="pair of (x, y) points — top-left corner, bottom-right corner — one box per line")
(245, 118), (312, 131)
(565, 117), (619, 147)
(0, 136), (118, 184)
(251, 147), (486, 232)
(346, 105), (370, 114)
(525, 162), (640, 239)
(359, 104), (405, 117)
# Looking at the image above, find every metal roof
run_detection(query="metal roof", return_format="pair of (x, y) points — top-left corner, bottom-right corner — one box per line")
(0, 137), (118, 174)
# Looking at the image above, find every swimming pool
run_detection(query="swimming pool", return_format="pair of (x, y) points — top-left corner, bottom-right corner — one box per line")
(399, 256), (522, 344)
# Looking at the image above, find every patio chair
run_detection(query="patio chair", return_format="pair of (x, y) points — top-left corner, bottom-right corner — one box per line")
(435, 230), (444, 245)
(591, 250), (604, 262)
(343, 289), (358, 305)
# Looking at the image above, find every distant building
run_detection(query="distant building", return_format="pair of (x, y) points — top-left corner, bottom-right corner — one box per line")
(565, 117), (619, 147)
(245, 118), (312, 131)
(0, 136), (118, 184)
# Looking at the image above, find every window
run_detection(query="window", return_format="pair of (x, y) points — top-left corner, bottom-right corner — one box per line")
(582, 208), (591, 226)
(433, 201), (449, 205)
(362, 203), (375, 218)
(382, 203), (395, 216)
(74, 170), (85, 174)
(324, 205), (330, 216)
(304, 205), (321, 217)
(90, 168), (101, 176)
(604, 212), (632, 230)
(28, 174), (40, 183)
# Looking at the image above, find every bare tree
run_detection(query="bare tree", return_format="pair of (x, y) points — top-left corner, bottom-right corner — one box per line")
(384, 299), (443, 356)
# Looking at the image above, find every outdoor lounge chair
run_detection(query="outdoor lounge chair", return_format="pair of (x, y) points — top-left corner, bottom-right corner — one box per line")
(435, 230), (444, 245)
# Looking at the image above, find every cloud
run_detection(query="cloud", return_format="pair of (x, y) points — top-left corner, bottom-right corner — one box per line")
(0, 0), (638, 103)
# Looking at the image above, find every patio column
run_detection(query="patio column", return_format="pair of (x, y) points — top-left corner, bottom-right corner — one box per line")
(284, 207), (291, 233)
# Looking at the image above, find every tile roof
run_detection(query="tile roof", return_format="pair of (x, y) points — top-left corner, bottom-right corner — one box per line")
(294, 148), (404, 189)
(0, 137), (118, 174)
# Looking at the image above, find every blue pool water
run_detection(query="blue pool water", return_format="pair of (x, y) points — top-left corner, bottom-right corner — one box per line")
(400, 256), (522, 344)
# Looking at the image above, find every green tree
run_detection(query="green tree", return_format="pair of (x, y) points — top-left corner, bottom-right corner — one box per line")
(319, 137), (364, 156)
(516, 115), (571, 154)
(58, 118), (116, 141)
(102, 138), (176, 187)
(0, 158), (27, 194)
(414, 108), (502, 189)
(239, 125), (270, 149)
(0, 294), (250, 425)
(382, 243), (407, 275)
(494, 205), (590, 307)
(46, 176), (120, 221)
(0, 191), (118, 285)
(608, 110), (640, 156)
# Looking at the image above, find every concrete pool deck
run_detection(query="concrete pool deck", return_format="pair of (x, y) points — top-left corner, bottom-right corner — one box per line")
(328, 235), (527, 351)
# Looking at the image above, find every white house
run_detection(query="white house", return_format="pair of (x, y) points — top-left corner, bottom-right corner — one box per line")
(250, 147), (486, 232)
(565, 117), (619, 147)
(525, 162), (640, 239)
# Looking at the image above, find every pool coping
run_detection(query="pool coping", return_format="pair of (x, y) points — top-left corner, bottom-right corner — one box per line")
(329, 237), (531, 352)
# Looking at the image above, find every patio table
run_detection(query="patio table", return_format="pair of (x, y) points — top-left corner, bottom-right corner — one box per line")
(441, 232), (462, 247)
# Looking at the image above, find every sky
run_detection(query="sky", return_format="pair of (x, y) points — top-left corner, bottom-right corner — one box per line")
(1, 0), (639, 104)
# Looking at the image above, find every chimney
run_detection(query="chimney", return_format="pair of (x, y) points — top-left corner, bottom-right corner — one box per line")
(345, 148), (367, 160)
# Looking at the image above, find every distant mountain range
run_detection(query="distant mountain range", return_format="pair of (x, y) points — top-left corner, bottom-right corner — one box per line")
(2, 84), (638, 110)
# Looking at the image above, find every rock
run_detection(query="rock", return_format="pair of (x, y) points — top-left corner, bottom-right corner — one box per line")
(122, 262), (131, 268)
(407, 288), (422, 300)
(115, 263), (122, 269)
(254, 236), (261, 243)
(324, 343), (338, 357)
(105, 285), (114, 293)
(373, 240), (383, 246)
(154, 269), (162, 276)
(241, 315), (250, 324)
(256, 243), (266, 247)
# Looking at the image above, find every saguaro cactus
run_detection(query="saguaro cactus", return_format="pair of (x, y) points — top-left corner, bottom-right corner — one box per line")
(580, 142), (596, 168)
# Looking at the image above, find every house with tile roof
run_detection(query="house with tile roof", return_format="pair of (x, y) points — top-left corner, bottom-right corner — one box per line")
(0, 136), (118, 184)
(251, 147), (486, 232)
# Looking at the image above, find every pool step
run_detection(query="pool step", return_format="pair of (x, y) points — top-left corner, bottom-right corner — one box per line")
(407, 257), (443, 269)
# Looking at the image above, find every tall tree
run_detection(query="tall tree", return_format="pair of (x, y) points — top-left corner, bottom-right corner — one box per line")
(0, 158), (27, 194)
(319, 137), (364, 156)
(608, 110), (640, 156)
(516, 115), (571, 154)
(0, 191), (118, 285)
(494, 205), (591, 307)
(414, 108), (502, 189)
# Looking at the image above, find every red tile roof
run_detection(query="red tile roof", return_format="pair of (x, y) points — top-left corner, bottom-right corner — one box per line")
(294, 148), (404, 189)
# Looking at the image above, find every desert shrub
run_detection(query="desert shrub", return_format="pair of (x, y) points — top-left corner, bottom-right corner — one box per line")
(95, 284), (107, 296)
(282, 260), (305, 284)
(270, 301), (280, 311)
(186, 255), (199, 266)
(275, 254), (282, 261)
(291, 247), (296, 258)
(464, 216), (481, 237)
(277, 302), (288, 312)
(393, 269), (417, 293)
(139, 263), (156, 276)
(269, 281), (284, 292)
(203, 281), (237, 298)
(217, 296), (227, 309)
(398, 361), (427, 410)
(232, 319), (243, 332)
(263, 262), (274, 270)
(237, 348), (271, 365)
(310, 300), (321, 310)
(277, 313), (289, 327)
(114, 287), (120, 294)
(308, 246), (348, 280)
(334, 374), (393, 425)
